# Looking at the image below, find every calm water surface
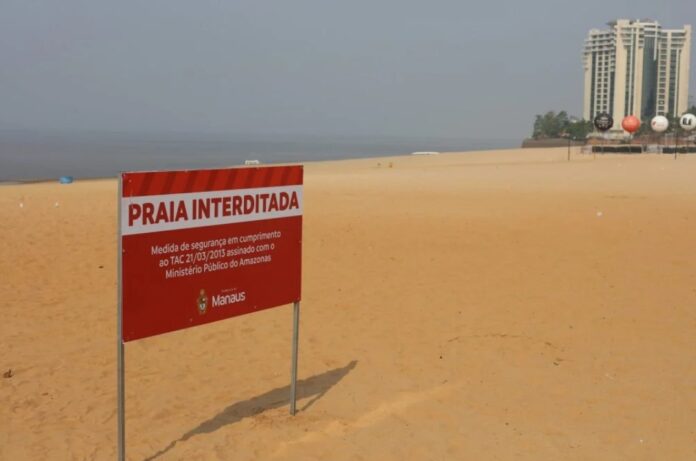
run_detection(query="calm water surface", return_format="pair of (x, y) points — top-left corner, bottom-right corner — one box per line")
(0, 131), (517, 181)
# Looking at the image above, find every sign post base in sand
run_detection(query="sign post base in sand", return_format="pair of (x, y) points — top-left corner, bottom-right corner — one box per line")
(117, 166), (303, 461)
(116, 306), (300, 460)
(117, 341), (125, 460)
(567, 137), (572, 162)
(290, 301), (300, 415)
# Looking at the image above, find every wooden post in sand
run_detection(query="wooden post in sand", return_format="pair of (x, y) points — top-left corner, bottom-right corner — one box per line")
(659, 133), (663, 154)
(567, 137), (571, 161)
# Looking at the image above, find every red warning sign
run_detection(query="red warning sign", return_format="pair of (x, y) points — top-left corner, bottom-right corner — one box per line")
(119, 166), (303, 342)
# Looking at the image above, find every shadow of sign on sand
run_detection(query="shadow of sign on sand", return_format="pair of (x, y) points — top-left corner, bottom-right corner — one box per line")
(144, 360), (358, 461)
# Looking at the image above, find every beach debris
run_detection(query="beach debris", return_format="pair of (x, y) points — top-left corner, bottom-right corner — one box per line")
(54, 201), (60, 208)
(19, 202), (24, 208)
(596, 211), (603, 217)
(98, 265), (104, 269)
(388, 162), (393, 168)
(244, 159), (261, 165)
(59, 176), (73, 184)
(3, 369), (12, 379)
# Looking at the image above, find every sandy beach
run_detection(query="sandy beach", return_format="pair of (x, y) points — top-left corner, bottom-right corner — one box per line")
(1, 147), (695, 460)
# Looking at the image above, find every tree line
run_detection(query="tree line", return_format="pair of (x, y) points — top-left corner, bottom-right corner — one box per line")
(531, 111), (592, 140)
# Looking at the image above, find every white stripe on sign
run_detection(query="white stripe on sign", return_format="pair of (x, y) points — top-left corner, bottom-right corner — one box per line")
(121, 185), (303, 235)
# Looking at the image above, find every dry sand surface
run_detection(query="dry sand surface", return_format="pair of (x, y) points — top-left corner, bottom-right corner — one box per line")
(1, 148), (695, 460)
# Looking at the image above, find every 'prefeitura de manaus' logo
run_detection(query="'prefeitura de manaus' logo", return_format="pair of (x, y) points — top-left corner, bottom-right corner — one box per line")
(197, 289), (246, 313)
(196, 289), (208, 315)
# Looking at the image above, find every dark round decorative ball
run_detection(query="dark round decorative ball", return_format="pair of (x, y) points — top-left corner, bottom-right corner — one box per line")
(594, 112), (614, 132)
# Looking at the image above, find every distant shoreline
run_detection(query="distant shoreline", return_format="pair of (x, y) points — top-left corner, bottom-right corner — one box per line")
(0, 139), (520, 183)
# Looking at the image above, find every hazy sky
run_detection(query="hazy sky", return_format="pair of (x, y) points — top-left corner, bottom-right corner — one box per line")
(1, 0), (694, 140)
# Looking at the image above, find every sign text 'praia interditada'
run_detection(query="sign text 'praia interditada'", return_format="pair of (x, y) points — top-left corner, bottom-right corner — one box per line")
(122, 185), (302, 236)
(128, 189), (300, 228)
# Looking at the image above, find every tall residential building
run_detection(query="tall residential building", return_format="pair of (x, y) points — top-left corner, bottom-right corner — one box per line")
(583, 19), (691, 123)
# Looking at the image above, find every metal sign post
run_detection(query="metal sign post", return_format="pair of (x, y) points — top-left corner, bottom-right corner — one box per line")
(290, 301), (300, 415)
(117, 177), (125, 461)
(117, 341), (125, 461)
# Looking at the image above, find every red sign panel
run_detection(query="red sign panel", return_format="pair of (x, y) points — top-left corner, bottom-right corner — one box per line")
(119, 166), (302, 342)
